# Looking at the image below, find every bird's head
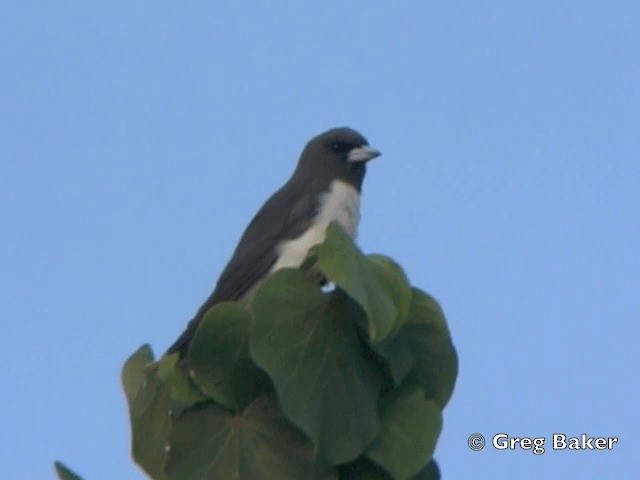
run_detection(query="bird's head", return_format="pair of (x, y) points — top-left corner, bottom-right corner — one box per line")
(294, 127), (381, 190)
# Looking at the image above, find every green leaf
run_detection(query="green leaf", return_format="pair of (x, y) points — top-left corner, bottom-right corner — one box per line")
(187, 302), (272, 411)
(375, 289), (458, 408)
(165, 396), (336, 480)
(121, 345), (172, 480)
(316, 223), (410, 342)
(411, 460), (441, 480)
(367, 254), (413, 337)
(157, 353), (208, 407)
(338, 457), (440, 480)
(338, 456), (393, 479)
(249, 269), (382, 466)
(54, 462), (84, 480)
(365, 386), (442, 480)
(121, 344), (154, 410)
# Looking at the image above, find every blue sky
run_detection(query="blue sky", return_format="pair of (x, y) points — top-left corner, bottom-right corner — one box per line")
(1, 1), (638, 478)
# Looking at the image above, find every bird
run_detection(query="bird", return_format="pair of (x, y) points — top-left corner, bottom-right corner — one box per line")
(167, 127), (381, 356)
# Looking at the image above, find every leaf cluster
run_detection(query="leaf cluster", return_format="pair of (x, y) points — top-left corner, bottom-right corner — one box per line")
(118, 223), (457, 480)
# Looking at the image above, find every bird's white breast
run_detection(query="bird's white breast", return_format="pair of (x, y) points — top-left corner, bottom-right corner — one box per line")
(270, 180), (361, 272)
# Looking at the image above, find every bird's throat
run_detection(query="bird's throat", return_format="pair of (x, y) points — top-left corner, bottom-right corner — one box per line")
(270, 180), (361, 272)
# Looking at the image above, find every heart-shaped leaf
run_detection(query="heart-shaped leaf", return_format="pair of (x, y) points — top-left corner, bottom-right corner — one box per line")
(365, 386), (442, 480)
(165, 396), (336, 480)
(121, 345), (171, 480)
(249, 268), (382, 466)
(374, 289), (458, 408)
(188, 302), (272, 411)
(316, 223), (410, 342)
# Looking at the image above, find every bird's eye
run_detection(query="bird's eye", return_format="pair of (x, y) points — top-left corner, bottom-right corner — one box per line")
(331, 142), (347, 153)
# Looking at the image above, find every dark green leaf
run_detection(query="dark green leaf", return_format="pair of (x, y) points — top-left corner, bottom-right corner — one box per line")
(375, 289), (458, 408)
(250, 269), (382, 466)
(157, 353), (208, 406)
(54, 462), (84, 480)
(366, 386), (442, 480)
(367, 254), (413, 337)
(336, 457), (441, 480)
(121, 345), (171, 480)
(411, 460), (440, 480)
(121, 344), (153, 410)
(188, 302), (272, 411)
(316, 223), (400, 342)
(166, 396), (336, 480)
(338, 456), (393, 480)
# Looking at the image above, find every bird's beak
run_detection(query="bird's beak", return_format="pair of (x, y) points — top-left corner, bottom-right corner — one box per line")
(347, 146), (381, 163)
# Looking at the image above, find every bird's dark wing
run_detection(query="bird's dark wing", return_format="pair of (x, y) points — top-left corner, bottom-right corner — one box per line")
(167, 178), (319, 355)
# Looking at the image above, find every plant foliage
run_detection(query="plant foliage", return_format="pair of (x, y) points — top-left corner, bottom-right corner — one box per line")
(54, 462), (84, 480)
(120, 222), (457, 480)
